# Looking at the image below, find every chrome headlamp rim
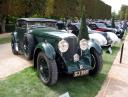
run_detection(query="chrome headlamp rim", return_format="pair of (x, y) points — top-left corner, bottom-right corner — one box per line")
(58, 39), (69, 53)
(79, 39), (89, 50)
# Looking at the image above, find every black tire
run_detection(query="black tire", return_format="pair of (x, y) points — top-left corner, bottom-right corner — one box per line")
(11, 37), (19, 55)
(89, 49), (103, 75)
(23, 34), (35, 60)
(37, 52), (58, 85)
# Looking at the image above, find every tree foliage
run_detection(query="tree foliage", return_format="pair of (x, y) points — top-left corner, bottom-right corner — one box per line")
(78, 2), (89, 41)
(0, 0), (9, 32)
(0, 0), (112, 33)
(0, 0), (112, 20)
(119, 5), (128, 20)
(45, 0), (79, 19)
(111, 16), (115, 28)
(45, 0), (54, 18)
(125, 7), (128, 20)
(0, 0), (46, 33)
(9, 0), (46, 17)
(44, 0), (111, 19)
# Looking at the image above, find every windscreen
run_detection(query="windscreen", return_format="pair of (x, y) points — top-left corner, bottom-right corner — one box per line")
(27, 21), (57, 29)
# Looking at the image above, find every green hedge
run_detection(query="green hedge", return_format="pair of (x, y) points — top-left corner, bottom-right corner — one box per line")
(5, 24), (15, 32)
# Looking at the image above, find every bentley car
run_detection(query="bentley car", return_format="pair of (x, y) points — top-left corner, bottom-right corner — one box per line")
(11, 18), (103, 85)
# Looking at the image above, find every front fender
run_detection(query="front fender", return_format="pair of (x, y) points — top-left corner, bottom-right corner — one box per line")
(88, 40), (102, 55)
(34, 42), (56, 60)
(11, 32), (18, 42)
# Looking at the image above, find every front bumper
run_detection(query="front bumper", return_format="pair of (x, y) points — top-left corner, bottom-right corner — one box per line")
(64, 51), (92, 74)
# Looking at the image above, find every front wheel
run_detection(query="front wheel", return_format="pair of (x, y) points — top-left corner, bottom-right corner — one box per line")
(89, 49), (103, 75)
(37, 52), (58, 85)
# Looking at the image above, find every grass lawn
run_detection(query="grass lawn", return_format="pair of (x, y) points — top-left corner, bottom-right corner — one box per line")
(0, 36), (11, 44)
(0, 43), (121, 97)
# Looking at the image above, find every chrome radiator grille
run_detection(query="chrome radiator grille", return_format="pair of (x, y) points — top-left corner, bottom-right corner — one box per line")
(62, 37), (79, 61)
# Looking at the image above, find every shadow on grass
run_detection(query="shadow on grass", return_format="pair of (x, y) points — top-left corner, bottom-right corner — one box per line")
(112, 46), (121, 51)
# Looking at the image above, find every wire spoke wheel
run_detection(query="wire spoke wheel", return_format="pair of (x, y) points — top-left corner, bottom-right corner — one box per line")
(38, 56), (49, 82)
(89, 49), (103, 75)
(91, 54), (96, 70)
(37, 52), (58, 85)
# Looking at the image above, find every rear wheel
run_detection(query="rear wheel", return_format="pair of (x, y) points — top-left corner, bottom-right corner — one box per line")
(37, 52), (58, 85)
(89, 49), (103, 75)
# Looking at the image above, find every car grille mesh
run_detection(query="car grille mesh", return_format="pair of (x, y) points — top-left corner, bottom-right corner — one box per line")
(62, 37), (79, 61)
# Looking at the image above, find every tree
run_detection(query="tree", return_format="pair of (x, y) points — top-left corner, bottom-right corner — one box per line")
(45, 0), (79, 19)
(0, 0), (9, 33)
(44, 0), (111, 19)
(9, 0), (46, 17)
(111, 16), (115, 28)
(78, 2), (89, 41)
(125, 8), (128, 20)
(119, 5), (128, 20)
(0, 0), (46, 33)
(81, 0), (111, 19)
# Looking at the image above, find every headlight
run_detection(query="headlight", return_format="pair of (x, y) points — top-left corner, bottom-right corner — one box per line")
(79, 39), (88, 50)
(58, 39), (69, 53)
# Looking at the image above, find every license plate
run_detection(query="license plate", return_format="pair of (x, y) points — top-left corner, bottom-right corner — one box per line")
(73, 70), (89, 77)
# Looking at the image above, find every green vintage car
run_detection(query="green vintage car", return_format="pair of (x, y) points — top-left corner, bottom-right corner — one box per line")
(11, 18), (103, 85)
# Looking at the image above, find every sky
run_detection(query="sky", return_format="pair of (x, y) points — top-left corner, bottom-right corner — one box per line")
(101, 0), (128, 13)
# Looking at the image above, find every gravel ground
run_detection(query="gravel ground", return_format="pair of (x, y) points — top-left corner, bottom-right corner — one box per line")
(0, 43), (32, 80)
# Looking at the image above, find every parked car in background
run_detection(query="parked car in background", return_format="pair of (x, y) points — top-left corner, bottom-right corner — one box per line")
(99, 21), (125, 37)
(88, 23), (111, 32)
(67, 22), (120, 54)
(68, 23), (119, 47)
(11, 18), (103, 85)
(88, 22), (124, 39)
(89, 33), (107, 46)
(95, 22), (124, 39)
(88, 26), (119, 46)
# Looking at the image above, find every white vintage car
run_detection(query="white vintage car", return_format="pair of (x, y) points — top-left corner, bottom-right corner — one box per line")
(87, 26), (120, 46)
(67, 23), (120, 47)
(88, 33), (107, 46)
